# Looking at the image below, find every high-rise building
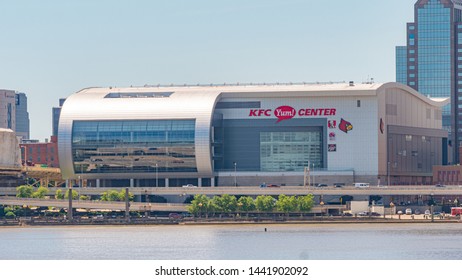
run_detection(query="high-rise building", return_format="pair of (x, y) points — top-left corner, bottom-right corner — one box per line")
(52, 98), (66, 137)
(15, 92), (30, 140)
(396, 0), (462, 163)
(0, 89), (16, 132)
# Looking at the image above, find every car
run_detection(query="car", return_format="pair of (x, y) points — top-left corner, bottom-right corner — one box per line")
(370, 212), (381, 217)
(397, 210), (403, 215)
(357, 211), (368, 216)
(405, 208), (412, 215)
(168, 213), (183, 220)
(182, 184), (197, 188)
(414, 209), (421, 215)
(435, 184), (446, 188)
(267, 184), (280, 188)
(316, 183), (328, 188)
(424, 210), (431, 215)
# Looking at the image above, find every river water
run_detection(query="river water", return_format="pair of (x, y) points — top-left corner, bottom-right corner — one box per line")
(1, 223), (462, 260)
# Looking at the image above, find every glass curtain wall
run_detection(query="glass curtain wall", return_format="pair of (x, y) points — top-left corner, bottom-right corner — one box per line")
(260, 131), (322, 172)
(72, 120), (196, 174)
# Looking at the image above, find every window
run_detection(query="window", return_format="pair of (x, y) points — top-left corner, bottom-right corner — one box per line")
(357, 100), (361, 107)
(72, 119), (197, 174)
(406, 135), (412, 141)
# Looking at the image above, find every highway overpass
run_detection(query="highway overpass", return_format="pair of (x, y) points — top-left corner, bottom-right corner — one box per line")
(1, 186), (462, 196)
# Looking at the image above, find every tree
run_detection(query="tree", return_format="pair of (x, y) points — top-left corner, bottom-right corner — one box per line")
(16, 185), (33, 198)
(276, 194), (298, 215)
(188, 194), (210, 217)
(5, 212), (16, 219)
(117, 189), (134, 202)
(255, 195), (275, 212)
(31, 186), (49, 199)
(79, 195), (90, 201)
(64, 189), (79, 200)
(101, 189), (133, 201)
(55, 189), (64, 199)
(214, 194), (237, 214)
(237, 196), (256, 215)
(297, 194), (315, 213)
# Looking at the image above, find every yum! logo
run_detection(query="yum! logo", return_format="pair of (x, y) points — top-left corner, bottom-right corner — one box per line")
(249, 106), (296, 123)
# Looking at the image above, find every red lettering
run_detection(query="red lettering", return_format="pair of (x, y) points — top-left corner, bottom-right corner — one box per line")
(249, 109), (258, 117)
(264, 109), (272, 116)
(298, 109), (305, 116)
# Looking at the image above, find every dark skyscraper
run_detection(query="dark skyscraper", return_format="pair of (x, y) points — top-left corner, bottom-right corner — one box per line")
(396, 0), (462, 163)
(15, 92), (30, 140)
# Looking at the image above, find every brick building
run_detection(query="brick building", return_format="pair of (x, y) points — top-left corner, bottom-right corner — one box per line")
(20, 136), (59, 167)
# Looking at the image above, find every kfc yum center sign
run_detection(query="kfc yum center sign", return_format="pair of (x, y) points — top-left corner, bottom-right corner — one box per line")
(249, 106), (336, 123)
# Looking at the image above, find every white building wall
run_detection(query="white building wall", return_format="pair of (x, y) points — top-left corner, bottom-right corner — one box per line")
(217, 95), (379, 176)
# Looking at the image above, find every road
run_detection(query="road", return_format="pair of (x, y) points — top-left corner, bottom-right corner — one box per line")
(1, 186), (462, 196)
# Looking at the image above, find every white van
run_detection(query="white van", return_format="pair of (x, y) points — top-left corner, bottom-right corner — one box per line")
(354, 183), (370, 188)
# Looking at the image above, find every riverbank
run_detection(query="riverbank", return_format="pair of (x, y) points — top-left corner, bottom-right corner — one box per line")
(1, 215), (461, 227)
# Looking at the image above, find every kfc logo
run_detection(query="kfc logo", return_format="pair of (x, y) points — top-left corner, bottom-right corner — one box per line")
(274, 106), (296, 123)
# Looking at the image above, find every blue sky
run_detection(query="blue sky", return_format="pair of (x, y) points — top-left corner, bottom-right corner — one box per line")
(0, 0), (415, 141)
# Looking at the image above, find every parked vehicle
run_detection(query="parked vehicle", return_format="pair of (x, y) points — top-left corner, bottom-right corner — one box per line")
(450, 207), (462, 217)
(267, 184), (280, 188)
(168, 213), (183, 220)
(424, 210), (431, 215)
(405, 208), (412, 215)
(435, 184), (445, 188)
(334, 183), (345, 188)
(182, 184), (197, 188)
(316, 183), (328, 188)
(354, 183), (370, 188)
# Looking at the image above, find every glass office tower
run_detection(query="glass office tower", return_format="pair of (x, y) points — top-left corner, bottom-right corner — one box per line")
(396, 0), (462, 163)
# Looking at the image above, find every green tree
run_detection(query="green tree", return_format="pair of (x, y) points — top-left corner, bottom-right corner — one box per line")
(16, 185), (33, 198)
(79, 195), (90, 201)
(101, 190), (133, 201)
(55, 189), (64, 199)
(64, 189), (79, 200)
(117, 189), (134, 202)
(5, 212), (16, 219)
(297, 194), (315, 214)
(255, 195), (275, 212)
(212, 194), (237, 215)
(276, 194), (298, 215)
(237, 196), (256, 214)
(187, 194), (209, 217)
(31, 186), (49, 199)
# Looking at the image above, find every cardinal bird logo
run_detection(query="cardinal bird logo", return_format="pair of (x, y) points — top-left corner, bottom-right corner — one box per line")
(339, 118), (353, 133)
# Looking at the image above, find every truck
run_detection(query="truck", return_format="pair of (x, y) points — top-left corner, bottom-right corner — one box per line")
(354, 183), (370, 188)
(450, 207), (462, 217)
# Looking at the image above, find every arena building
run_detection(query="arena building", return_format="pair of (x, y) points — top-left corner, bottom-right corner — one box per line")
(58, 82), (448, 188)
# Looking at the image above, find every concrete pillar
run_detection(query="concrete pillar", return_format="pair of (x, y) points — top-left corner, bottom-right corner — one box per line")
(65, 179), (69, 188)
(96, 179), (100, 188)
(130, 178), (134, 188)
(165, 178), (169, 188)
(68, 185), (73, 222)
(211, 177), (215, 187)
(198, 178), (202, 187)
(125, 187), (130, 223)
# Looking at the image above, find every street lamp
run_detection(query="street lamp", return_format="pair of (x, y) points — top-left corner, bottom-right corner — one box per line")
(320, 201), (324, 219)
(155, 163), (158, 187)
(389, 202), (395, 219)
(198, 202), (203, 218)
(233, 162), (237, 187)
(312, 163), (315, 187)
(387, 161), (390, 186)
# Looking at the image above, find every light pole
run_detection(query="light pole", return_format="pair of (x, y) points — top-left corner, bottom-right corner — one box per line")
(155, 163), (158, 187)
(312, 163), (315, 187)
(233, 162), (237, 187)
(387, 161), (391, 186)
(320, 200), (324, 219)
(389, 202), (394, 219)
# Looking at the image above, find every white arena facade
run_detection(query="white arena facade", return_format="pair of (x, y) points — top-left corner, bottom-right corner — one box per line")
(58, 82), (448, 188)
